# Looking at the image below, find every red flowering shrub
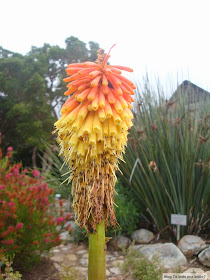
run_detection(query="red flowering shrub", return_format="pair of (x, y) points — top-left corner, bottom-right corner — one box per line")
(0, 134), (72, 268)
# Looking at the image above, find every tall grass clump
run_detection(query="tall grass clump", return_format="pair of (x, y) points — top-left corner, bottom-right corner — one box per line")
(120, 80), (210, 238)
(41, 142), (71, 199)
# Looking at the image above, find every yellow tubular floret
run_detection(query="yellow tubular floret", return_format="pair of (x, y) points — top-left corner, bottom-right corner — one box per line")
(82, 111), (94, 135)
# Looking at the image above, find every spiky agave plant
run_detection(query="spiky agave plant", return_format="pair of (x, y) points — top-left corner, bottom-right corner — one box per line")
(54, 45), (135, 280)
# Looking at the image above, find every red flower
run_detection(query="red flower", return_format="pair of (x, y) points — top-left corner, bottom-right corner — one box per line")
(8, 201), (15, 207)
(8, 226), (14, 232)
(32, 170), (40, 178)
(44, 237), (50, 243)
(0, 185), (6, 190)
(16, 223), (24, 230)
(7, 239), (14, 245)
(55, 217), (65, 225)
(59, 200), (64, 207)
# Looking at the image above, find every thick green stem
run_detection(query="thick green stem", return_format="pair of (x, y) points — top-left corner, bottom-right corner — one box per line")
(88, 220), (106, 280)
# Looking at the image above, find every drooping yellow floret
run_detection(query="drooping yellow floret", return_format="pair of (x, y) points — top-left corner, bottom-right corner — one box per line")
(54, 45), (135, 231)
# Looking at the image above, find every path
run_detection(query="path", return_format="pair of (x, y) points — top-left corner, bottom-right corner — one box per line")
(49, 242), (125, 280)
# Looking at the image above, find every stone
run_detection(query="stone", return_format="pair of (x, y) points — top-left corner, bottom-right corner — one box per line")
(53, 263), (62, 271)
(184, 268), (205, 273)
(134, 243), (187, 270)
(63, 259), (77, 266)
(61, 247), (70, 251)
(77, 267), (88, 272)
(60, 231), (70, 241)
(110, 267), (121, 275)
(77, 266), (88, 277)
(79, 258), (88, 266)
(109, 256), (117, 261)
(112, 260), (124, 266)
(82, 253), (89, 258)
(50, 254), (64, 263)
(76, 249), (88, 255)
(106, 254), (113, 261)
(109, 235), (131, 250)
(181, 266), (188, 272)
(52, 249), (60, 253)
(178, 235), (207, 257)
(67, 254), (77, 261)
(131, 229), (154, 244)
(106, 269), (111, 276)
(198, 247), (210, 267)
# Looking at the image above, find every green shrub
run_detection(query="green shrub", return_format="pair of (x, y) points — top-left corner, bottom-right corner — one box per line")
(0, 135), (72, 269)
(108, 181), (140, 236)
(72, 225), (88, 244)
(120, 81), (210, 238)
(121, 247), (164, 280)
(58, 266), (84, 280)
(0, 255), (22, 280)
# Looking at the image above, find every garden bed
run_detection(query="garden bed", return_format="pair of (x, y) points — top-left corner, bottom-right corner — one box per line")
(21, 259), (59, 280)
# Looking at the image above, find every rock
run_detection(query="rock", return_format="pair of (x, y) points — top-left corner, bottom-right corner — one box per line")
(61, 246), (70, 251)
(198, 247), (210, 267)
(117, 235), (131, 249)
(181, 266), (188, 272)
(50, 254), (64, 263)
(134, 243), (187, 270)
(109, 235), (131, 250)
(67, 254), (77, 261)
(82, 253), (89, 258)
(112, 260), (124, 266)
(178, 235), (207, 257)
(79, 258), (88, 266)
(106, 254), (113, 261)
(131, 229), (154, 244)
(76, 249), (88, 255)
(184, 268), (205, 273)
(60, 231), (71, 241)
(52, 248), (61, 253)
(106, 269), (111, 276)
(77, 266), (88, 276)
(110, 267), (121, 275)
(77, 267), (88, 272)
(53, 263), (62, 271)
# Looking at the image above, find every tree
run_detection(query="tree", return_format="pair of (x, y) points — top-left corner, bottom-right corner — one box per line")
(0, 37), (100, 167)
(0, 52), (56, 167)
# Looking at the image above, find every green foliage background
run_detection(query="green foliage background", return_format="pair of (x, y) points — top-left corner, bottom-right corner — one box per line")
(0, 37), (99, 168)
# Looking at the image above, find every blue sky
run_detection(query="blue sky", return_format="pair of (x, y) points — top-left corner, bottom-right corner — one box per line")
(1, 0), (210, 95)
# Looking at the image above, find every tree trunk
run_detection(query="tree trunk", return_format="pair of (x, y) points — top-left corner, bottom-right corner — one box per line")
(32, 146), (37, 169)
